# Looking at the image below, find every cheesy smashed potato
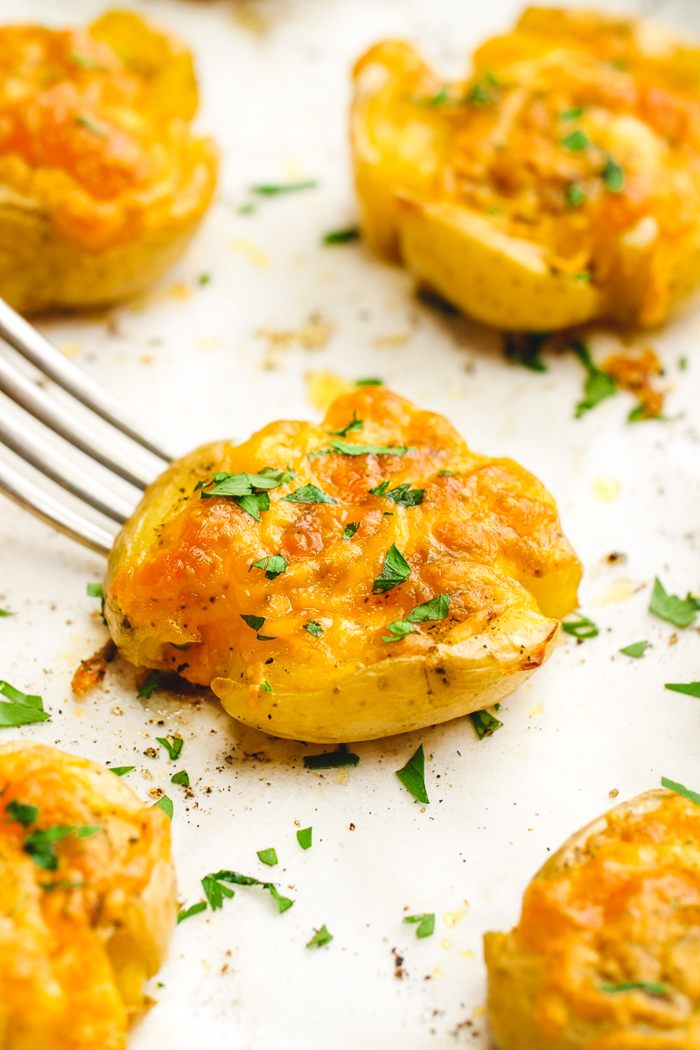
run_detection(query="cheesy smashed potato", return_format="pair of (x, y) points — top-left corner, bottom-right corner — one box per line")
(105, 387), (581, 742)
(485, 787), (700, 1049)
(0, 740), (176, 1048)
(352, 7), (700, 330)
(0, 9), (217, 314)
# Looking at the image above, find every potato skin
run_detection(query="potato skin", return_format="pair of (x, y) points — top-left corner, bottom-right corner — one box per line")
(105, 386), (580, 742)
(484, 788), (700, 1049)
(0, 10), (217, 314)
(351, 10), (700, 330)
(0, 740), (176, 1049)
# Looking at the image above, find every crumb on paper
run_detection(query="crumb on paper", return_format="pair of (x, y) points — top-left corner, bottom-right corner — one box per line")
(443, 904), (469, 929)
(231, 1), (269, 35)
(603, 348), (664, 419)
(195, 336), (223, 349)
(472, 1006), (485, 1020)
(230, 238), (269, 268)
(373, 333), (410, 348)
(441, 939), (452, 950)
(669, 632), (679, 646)
(257, 313), (334, 370)
(529, 701), (545, 717)
(306, 370), (353, 409)
(592, 476), (620, 502)
(130, 282), (192, 312)
(609, 788), (619, 798)
(59, 343), (81, 359)
(71, 640), (117, 696)
(427, 964), (443, 980)
(460, 950), (476, 958)
(593, 578), (644, 606)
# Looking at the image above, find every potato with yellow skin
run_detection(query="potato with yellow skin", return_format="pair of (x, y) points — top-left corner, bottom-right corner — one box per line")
(351, 8), (700, 330)
(105, 386), (581, 743)
(0, 740), (176, 1049)
(484, 787), (700, 1050)
(0, 10), (217, 315)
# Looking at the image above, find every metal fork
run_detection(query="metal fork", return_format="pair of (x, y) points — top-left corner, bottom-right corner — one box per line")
(0, 297), (178, 557)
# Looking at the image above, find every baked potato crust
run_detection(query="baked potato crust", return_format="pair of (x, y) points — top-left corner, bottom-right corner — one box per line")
(105, 387), (580, 742)
(0, 740), (176, 1049)
(0, 9), (217, 314)
(485, 788), (700, 1049)
(351, 8), (700, 330)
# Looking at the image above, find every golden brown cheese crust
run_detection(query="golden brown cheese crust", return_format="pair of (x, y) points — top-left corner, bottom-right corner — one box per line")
(0, 741), (176, 1049)
(105, 387), (580, 742)
(351, 7), (700, 330)
(0, 9), (217, 313)
(485, 789), (700, 1049)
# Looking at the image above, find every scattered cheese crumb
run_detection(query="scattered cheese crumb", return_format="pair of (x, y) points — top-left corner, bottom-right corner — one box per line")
(529, 702), (545, 717)
(460, 950), (476, 959)
(59, 343), (81, 359)
(441, 939), (452, 950)
(444, 904), (469, 928)
(592, 476), (620, 502)
(230, 238), (269, 268)
(306, 370), (353, 409)
(593, 578), (644, 606)
(373, 333), (410, 348)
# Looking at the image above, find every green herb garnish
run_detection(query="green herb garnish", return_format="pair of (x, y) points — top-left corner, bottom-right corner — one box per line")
(282, 484), (337, 505)
(257, 848), (278, 867)
(157, 736), (183, 761)
(662, 776), (700, 806)
(0, 681), (50, 727)
(138, 670), (164, 699)
(561, 107), (584, 120)
(323, 227), (360, 245)
(171, 769), (190, 786)
(110, 766), (135, 777)
(153, 795), (173, 820)
(207, 870), (293, 912)
(603, 156), (625, 193)
(304, 749), (360, 769)
(567, 183), (586, 207)
(177, 901), (207, 923)
(24, 823), (101, 870)
(383, 594), (450, 642)
(313, 439), (414, 458)
(562, 614), (599, 640)
(198, 470), (293, 521)
(404, 913), (435, 938)
(297, 827), (312, 849)
(249, 554), (288, 580)
(355, 378), (383, 387)
(252, 180), (317, 195)
(503, 331), (551, 373)
(68, 50), (107, 71)
(343, 521), (360, 538)
(467, 71), (499, 106)
(649, 578), (700, 629)
(470, 709), (504, 740)
(665, 682), (700, 699)
(307, 924), (333, 948)
(198, 273), (211, 285)
(562, 129), (590, 152)
(396, 744), (429, 804)
(260, 680), (272, 693)
(369, 481), (425, 507)
(330, 412), (363, 437)
(600, 982), (667, 996)
(240, 614), (275, 641)
(303, 620), (324, 637)
(6, 800), (38, 827)
(86, 582), (103, 598)
(202, 873), (236, 910)
(372, 543), (411, 594)
(0, 607), (12, 616)
(75, 115), (108, 138)
(619, 641), (648, 658)
(570, 340), (617, 417)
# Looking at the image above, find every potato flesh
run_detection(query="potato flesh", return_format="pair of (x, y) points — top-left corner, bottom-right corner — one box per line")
(106, 387), (580, 740)
(0, 741), (176, 1049)
(351, 9), (700, 330)
(485, 789), (700, 1049)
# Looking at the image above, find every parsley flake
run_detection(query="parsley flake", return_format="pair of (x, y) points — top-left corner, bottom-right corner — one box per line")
(138, 670), (164, 699)
(0, 607), (12, 616)
(382, 620), (417, 643)
(412, 86), (451, 106)
(6, 800), (38, 827)
(306, 924), (333, 948)
(320, 439), (414, 457)
(241, 614), (275, 641)
(171, 769), (190, 786)
(177, 901), (207, 923)
(404, 913), (435, 938)
(257, 848), (278, 867)
(330, 412), (364, 437)
(260, 679), (273, 693)
(355, 378), (383, 387)
(562, 614), (599, 639)
(383, 594), (450, 642)
(110, 766), (135, 777)
(649, 578), (700, 629)
(343, 521), (360, 538)
(601, 982), (667, 997)
(567, 183), (586, 208)
(304, 749), (360, 769)
(75, 115), (108, 138)
(24, 823), (101, 870)
(0, 681), (50, 727)
(503, 331), (550, 373)
(86, 582), (103, 598)
(562, 129), (590, 152)
(470, 709), (504, 740)
(207, 870), (293, 913)
(198, 470), (295, 520)
(561, 107), (584, 120)
(202, 873), (235, 910)
(153, 795), (173, 820)
(467, 71), (499, 106)
(156, 736), (183, 761)
(369, 481), (424, 506)
(662, 776), (700, 806)
(68, 50), (107, 71)
(603, 156), (625, 193)
(665, 682), (700, 699)
(396, 744), (429, 804)
(282, 484), (337, 505)
(249, 554), (288, 580)
(619, 641), (648, 658)
(570, 340), (617, 417)
(198, 273), (211, 285)
(372, 544), (411, 593)
(303, 620), (324, 637)
(323, 227), (360, 245)
(297, 827), (312, 849)
(252, 180), (317, 195)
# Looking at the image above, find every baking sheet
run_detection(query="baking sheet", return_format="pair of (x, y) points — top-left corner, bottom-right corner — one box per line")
(1, 0), (700, 1045)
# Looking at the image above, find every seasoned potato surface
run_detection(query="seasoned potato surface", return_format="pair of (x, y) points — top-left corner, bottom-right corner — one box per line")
(106, 387), (580, 742)
(352, 7), (700, 330)
(0, 740), (176, 1049)
(485, 787), (700, 1049)
(0, 9), (217, 314)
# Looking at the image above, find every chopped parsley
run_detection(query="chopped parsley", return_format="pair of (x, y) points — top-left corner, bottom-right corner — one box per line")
(171, 769), (190, 786)
(240, 614), (275, 641)
(649, 578), (700, 629)
(138, 670), (164, 699)
(23, 823), (101, 870)
(404, 913), (435, 938)
(570, 341), (617, 417)
(306, 924), (333, 948)
(303, 620), (324, 637)
(153, 795), (173, 820)
(412, 86), (451, 106)
(343, 521), (360, 538)
(382, 621), (417, 643)
(372, 544), (411, 594)
(68, 50), (107, 71)
(198, 273), (211, 285)
(567, 183), (586, 208)
(330, 413), (364, 437)
(383, 594), (450, 642)
(86, 582), (103, 598)
(665, 682), (700, 699)
(503, 331), (550, 373)
(369, 481), (425, 507)
(6, 800), (38, 827)
(662, 776), (700, 806)
(0, 607), (12, 616)
(156, 736), (183, 761)
(600, 982), (667, 997)
(562, 614), (599, 640)
(304, 749), (360, 769)
(257, 848), (278, 867)
(282, 484), (337, 505)
(177, 901), (207, 923)
(467, 71), (499, 106)
(260, 679), (273, 693)
(198, 470), (294, 521)
(110, 766), (135, 777)
(603, 156), (625, 193)
(312, 440), (414, 458)
(202, 873), (235, 910)
(470, 709), (504, 740)
(323, 227), (360, 245)
(396, 744), (429, 804)
(207, 870), (293, 912)
(251, 180), (317, 195)
(297, 827), (312, 849)
(355, 378), (383, 387)
(561, 107), (584, 120)
(0, 681), (50, 727)
(75, 115), (108, 138)
(619, 641), (648, 658)
(250, 554), (288, 580)
(562, 129), (590, 152)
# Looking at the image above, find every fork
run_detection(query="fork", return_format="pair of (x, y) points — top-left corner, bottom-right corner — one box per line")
(0, 297), (178, 557)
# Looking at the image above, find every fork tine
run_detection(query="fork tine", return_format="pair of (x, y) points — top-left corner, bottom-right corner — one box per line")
(0, 408), (133, 523)
(0, 352), (159, 490)
(0, 297), (177, 462)
(0, 457), (115, 556)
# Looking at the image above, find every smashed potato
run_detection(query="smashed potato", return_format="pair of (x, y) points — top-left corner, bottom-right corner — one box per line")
(0, 740), (176, 1048)
(351, 7), (700, 330)
(0, 9), (217, 314)
(484, 787), (700, 1049)
(105, 386), (581, 742)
